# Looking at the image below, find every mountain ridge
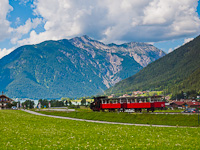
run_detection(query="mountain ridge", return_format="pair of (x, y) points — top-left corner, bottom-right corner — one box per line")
(105, 35), (200, 95)
(0, 35), (165, 98)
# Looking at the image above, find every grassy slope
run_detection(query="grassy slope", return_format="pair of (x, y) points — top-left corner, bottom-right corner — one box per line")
(37, 110), (199, 127)
(1, 110), (200, 150)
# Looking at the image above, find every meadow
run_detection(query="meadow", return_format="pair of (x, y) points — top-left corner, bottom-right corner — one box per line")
(37, 109), (199, 127)
(154, 109), (183, 113)
(0, 110), (200, 149)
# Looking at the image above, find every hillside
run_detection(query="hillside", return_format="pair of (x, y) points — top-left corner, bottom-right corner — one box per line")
(0, 36), (165, 99)
(106, 35), (200, 95)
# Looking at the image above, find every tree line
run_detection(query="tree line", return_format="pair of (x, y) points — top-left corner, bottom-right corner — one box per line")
(9, 97), (90, 109)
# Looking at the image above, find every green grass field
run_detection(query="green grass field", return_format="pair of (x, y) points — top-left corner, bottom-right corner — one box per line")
(1, 110), (200, 149)
(36, 110), (200, 127)
(154, 109), (183, 113)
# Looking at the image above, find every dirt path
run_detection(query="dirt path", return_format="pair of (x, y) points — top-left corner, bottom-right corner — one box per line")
(22, 110), (195, 128)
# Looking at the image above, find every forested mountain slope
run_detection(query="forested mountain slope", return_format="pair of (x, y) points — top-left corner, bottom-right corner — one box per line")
(0, 36), (165, 99)
(106, 35), (200, 95)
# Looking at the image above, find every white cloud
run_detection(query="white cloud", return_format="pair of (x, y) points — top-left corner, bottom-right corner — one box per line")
(0, 47), (15, 59)
(15, 17), (21, 26)
(19, 0), (32, 5)
(16, 0), (198, 45)
(1, 0), (200, 56)
(183, 38), (194, 45)
(0, 0), (42, 58)
(168, 48), (173, 53)
(147, 42), (155, 45)
(174, 37), (194, 50)
(167, 37), (194, 53)
(0, 0), (13, 41)
(11, 18), (42, 44)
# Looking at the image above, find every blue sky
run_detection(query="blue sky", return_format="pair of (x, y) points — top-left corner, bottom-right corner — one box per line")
(0, 0), (200, 58)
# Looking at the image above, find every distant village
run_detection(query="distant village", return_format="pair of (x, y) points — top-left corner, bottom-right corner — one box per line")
(0, 90), (200, 110)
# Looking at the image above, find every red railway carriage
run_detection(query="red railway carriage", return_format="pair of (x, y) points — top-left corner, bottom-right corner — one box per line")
(90, 96), (165, 112)
(101, 103), (121, 109)
(151, 102), (165, 108)
(122, 102), (151, 109)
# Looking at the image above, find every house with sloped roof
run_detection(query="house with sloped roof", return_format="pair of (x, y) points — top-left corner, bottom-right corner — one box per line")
(184, 102), (200, 109)
(0, 93), (14, 109)
(170, 101), (185, 109)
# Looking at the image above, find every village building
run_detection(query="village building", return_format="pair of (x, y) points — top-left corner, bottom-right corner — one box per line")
(108, 94), (116, 98)
(0, 93), (14, 109)
(183, 102), (200, 109)
(122, 94), (131, 97)
(132, 91), (144, 96)
(169, 101), (200, 109)
(170, 101), (185, 109)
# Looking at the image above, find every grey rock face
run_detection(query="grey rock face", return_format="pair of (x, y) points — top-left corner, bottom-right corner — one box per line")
(0, 35), (165, 98)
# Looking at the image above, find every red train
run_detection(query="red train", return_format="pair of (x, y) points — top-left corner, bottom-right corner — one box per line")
(90, 96), (165, 112)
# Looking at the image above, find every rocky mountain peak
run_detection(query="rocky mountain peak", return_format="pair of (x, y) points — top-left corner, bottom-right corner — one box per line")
(69, 35), (165, 67)
(0, 35), (165, 98)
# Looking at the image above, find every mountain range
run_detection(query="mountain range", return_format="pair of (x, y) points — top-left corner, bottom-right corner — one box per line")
(106, 35), (200, 95)
(0, 35), (165, 99)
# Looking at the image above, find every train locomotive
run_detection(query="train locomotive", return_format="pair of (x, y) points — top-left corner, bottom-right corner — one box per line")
(90, 96), (165, 112)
